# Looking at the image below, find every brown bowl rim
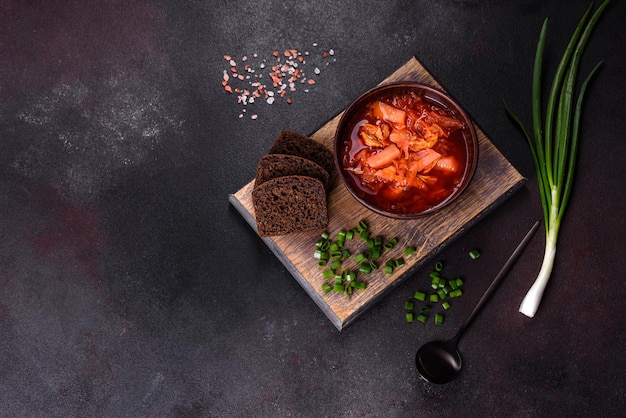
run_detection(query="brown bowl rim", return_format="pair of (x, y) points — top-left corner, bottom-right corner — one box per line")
(333, 81), (478, 219)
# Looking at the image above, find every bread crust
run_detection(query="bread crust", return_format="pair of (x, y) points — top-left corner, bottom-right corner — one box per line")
(268, 130), (336, 183)
(254, 153), (329, 190)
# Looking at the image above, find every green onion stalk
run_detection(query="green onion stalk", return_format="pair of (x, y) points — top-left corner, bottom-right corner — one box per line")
(506, 0), (610, 318)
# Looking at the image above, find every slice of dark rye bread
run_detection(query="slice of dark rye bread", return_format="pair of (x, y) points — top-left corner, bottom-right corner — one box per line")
(252, 175), (329, 237)
(268, 130), (336, 183)
(254, 154), (330, 190)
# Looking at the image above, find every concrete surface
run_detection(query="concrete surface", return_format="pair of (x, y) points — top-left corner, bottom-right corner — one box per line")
(1, 1), (624, 416)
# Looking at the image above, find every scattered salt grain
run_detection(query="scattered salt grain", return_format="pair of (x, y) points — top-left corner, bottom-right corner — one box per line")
(220, 44), (336, 120)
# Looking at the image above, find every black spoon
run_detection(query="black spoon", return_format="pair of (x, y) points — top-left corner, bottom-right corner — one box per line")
(416, 220), (540, 384)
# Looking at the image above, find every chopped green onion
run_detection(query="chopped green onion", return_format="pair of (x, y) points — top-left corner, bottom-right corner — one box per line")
(313, 249), (329, 260)
(353, 281), (366, 290)
(359, 263), (372, 274)
(404, 246), (416, 256)
(345, 284), (353, 297)
(316, 219), (411, 299)
(366, 236), (379, 248)
(330, 260), (342, 270)
(330, 251), (343, 260)
(406, 312), (414, 323)
(469, 249), (481, 260)
(403, 256), (469, 326)
(384, 237), (398, 250)
(431, 276), (440, 289)
(333, 284), (345, 293)
(404, 301), (415, 310)
(322, 283), (332, 293)
(414, 291), (426, 301)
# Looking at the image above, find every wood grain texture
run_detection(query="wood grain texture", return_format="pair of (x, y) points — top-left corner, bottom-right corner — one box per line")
(229, 56), (525, 330)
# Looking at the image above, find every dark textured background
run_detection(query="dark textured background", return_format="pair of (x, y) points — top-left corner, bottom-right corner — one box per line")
(1, 1), (624, 416)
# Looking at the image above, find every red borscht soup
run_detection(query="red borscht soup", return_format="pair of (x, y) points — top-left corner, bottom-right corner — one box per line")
(339, 88), (473, 215)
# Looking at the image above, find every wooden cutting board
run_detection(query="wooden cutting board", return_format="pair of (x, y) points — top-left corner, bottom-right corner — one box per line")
(229, 56), (525, 331)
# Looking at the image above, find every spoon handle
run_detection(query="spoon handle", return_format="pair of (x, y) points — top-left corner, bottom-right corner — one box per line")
(454, 220), (540, 342)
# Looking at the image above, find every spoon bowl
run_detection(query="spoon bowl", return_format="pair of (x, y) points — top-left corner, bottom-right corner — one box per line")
(416, 339), (462, 384)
